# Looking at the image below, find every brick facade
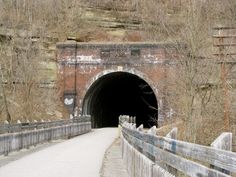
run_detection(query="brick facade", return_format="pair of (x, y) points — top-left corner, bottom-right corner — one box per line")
(56, 42), (180, 125)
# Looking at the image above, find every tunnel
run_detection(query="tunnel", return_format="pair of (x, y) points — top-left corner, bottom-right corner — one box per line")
(82, 72), (158, 128)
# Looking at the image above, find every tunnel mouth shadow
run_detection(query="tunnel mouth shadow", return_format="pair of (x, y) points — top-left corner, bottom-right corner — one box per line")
(82, 72), (158, 128)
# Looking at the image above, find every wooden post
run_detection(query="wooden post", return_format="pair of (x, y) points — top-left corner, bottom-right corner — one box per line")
(211, 132), (232, 174)
(136, 124), (144, 153)
(165, 128), (178, 175)
(166, 127), (178, 140)
(137, 124), (143, 132)
(147, 126), (157, 135)
(143, 126), (156, 161)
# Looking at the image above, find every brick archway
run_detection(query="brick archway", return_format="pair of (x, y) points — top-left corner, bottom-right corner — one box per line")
(82, 69), (160, 128)
(57, 42), (181, 126)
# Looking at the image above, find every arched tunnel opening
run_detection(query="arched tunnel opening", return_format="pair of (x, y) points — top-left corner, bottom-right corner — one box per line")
(82, 72), (158, 128)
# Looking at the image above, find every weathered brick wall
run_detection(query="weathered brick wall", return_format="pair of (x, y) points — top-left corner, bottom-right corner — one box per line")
(56, 42), (180, 124)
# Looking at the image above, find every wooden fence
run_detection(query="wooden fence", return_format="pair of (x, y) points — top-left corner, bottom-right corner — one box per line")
(120, 116), (236, 177)
(0, 116), (91, 156)
(0, 116), (91, 134)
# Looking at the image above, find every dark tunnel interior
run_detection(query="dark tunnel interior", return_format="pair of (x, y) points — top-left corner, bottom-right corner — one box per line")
(82, 72), (158, 128)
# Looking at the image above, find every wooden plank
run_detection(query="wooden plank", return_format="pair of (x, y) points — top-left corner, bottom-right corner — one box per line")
(211, 133), (232, 175)
(143, 142), (231, 177)
(123, 127), (143, 140)
(143, 133), (157, 145)
(122, 129), (143, 152)
(150, 135), (236, 173)
(133, 135), (143, 150)
(143, 139), (155, 161)
(153, 164), (175, 177)
(123, 127), (236, 173)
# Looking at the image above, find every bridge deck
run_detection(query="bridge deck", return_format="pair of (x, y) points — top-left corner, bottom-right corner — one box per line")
(0, 128), (118, 177)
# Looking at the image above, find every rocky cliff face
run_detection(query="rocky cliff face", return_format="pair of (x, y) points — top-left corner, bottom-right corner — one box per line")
(68, 3), (143, 42)
(0, 2), (146, 85)
(0, 2), (146, 122)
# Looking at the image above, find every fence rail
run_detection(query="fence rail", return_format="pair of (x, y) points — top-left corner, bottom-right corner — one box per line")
(0, 116), (91, 134)
(120, 115), (236, 177)
(0, 116), (91, 156)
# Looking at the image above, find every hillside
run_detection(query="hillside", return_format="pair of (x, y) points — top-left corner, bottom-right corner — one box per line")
(0, 0), (235, 149)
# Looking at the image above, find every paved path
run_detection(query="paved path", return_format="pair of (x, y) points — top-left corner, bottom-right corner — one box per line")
(0, 140), (63, 168)
(100, 138), (129, 177)
(0, 128), (118, 177)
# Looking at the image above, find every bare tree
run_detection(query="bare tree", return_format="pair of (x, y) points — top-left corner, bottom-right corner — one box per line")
(138, 0), (236, 144)
(0, 0), (85, 122)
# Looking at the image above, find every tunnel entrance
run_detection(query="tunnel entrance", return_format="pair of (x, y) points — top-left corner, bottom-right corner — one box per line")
(82, 72), (158, 128)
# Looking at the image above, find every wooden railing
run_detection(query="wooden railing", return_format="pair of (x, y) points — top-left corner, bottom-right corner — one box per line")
(119, 115), (136, 125)
(0, 116), (91, 134)
(0, 116), (91, 156)
(120, 116), (236, 177)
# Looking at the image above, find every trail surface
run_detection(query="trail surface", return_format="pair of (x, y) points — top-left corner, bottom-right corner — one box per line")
(0, 128), (118, 177)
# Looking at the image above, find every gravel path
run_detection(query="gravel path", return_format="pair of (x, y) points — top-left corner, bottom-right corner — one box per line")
(100, 138), (129, 177)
